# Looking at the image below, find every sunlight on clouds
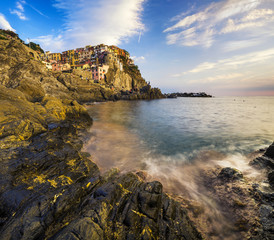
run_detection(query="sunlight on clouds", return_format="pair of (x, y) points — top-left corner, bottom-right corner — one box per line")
(189, 62), (216, 73)
(172, 48), (274, 79)
(223, 39), (262, 52)
(190, 73), (244, 84)
(42, 0), (146, 51)
(164, 0), (274, 49)
(31, 35), (64, 52)
(0, 13), (15, 31)
(215, 0), (261, 21)
(186, 48), (274, 74)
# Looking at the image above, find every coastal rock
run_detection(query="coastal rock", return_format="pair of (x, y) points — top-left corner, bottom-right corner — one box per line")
(250, 143), (274, 170)
(268, 171), (274, 188)
(217, 167), (243, 181)
(265, 142), (274, 159)
(0, 37), (201, 239)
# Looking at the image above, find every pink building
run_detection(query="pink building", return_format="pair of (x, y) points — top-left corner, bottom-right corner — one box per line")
(91, 65), (109, 82)
(52, 63), (71, 72)
(52, 63), (62, 71)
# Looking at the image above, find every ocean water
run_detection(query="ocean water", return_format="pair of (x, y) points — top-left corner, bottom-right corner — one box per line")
(84, 96), (274, 239)
(84, 96), (274, 172)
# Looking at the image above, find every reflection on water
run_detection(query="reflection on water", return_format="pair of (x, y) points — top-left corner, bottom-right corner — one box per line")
(83, 121), (148, 172)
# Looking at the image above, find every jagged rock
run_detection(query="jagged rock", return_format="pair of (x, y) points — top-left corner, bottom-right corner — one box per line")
(250, 143), (274, 171)
(0, 37), (201, 239)
(218, 167), (243, 181)
(259, 205), (274, 236)
(268, 171), (274, 188)
(265, 142), (274, 159)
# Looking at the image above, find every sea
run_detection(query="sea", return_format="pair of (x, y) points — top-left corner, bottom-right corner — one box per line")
(83, 96), (274, 239)
(84, 96), (274, 173)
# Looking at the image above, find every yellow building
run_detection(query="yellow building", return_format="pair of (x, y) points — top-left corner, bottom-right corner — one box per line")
(48, 53), (61, 62)
(74, 64), (90, 70)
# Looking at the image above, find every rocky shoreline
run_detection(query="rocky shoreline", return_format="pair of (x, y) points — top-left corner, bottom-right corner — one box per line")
(0, 37), (273, 239)
(0, 37), (201, 239)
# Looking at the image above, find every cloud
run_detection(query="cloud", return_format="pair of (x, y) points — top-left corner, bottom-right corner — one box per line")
(10, 0), (27, 20)
(186, 48), (274, 74)
(36, 0), (146, 51)
(164, 0), (274, 49)
(190, 73), (244, 84)
(172, 48), (274, 79)
(189, 62), (216, 73)
(31, 35), (64, 52)
(0, 13), (16, 31)
(223, 39), (262, 52)
(131, 56), (145, 62)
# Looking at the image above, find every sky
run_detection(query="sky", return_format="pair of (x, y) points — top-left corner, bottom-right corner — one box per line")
(0, 0), (274, 96)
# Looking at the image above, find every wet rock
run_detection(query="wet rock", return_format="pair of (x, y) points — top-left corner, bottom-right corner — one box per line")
(259, 205), (274, 236)
(265, 142), (274, 160)
(0, 38), (201, 240)
(268, 171), (274, 188)
(218, 167), (243, 181)
(250, 143), (274, 170)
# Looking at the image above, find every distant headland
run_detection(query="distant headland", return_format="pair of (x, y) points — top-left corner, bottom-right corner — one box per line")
(164, 92), (212, 98)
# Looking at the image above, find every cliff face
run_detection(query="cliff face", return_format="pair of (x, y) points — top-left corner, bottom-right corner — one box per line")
(105, 58), (147, 91)
(0, 38), (200, 239)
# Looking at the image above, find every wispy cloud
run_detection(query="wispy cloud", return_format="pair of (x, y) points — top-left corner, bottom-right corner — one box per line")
(223, 39), (263, 52)
(131, 56), (145, 62)
(190, 73), (244, 84)
(164, 0), (274, 49)
(10, 0), (27, 20)
(34, 0), (146, 51)
(0, 13), (16, 31)
(187, 48), (274, 74)
(31, 35), (65, 52)
(172, 48), (274, 78)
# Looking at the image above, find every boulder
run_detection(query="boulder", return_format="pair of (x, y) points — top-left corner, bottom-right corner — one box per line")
(218, 167), (243, 181)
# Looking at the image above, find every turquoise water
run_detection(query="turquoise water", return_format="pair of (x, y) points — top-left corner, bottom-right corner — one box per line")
(85, 97), (274, 170)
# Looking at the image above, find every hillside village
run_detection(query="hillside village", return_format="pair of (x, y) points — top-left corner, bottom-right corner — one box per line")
(40, 44), (135, 83)
(1, 29), (137, 85)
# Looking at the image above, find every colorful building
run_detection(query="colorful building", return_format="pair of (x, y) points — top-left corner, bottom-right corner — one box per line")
(91, 64), (109, 82)
(73, 63), (90, 70)
(52, 62), (71, 72)
(48, 53), (61, 62)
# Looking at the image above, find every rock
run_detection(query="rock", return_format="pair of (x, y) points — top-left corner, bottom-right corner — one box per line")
(0, 37), (201, 239)
(265, 142), (274, 159)
(250, 143), (274, 170)
(268, 171), (274, 188)
(217, 167), (243, 181)
(259, 205), (274, 234)
(164, 92), (212, 98)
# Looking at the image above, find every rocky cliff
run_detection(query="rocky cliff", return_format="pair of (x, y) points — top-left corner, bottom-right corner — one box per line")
(1, 35), (273, 240)
(0, 37), (200, 239)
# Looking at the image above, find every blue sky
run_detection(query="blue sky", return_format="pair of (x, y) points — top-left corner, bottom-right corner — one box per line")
(1, 0), (274, 96)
